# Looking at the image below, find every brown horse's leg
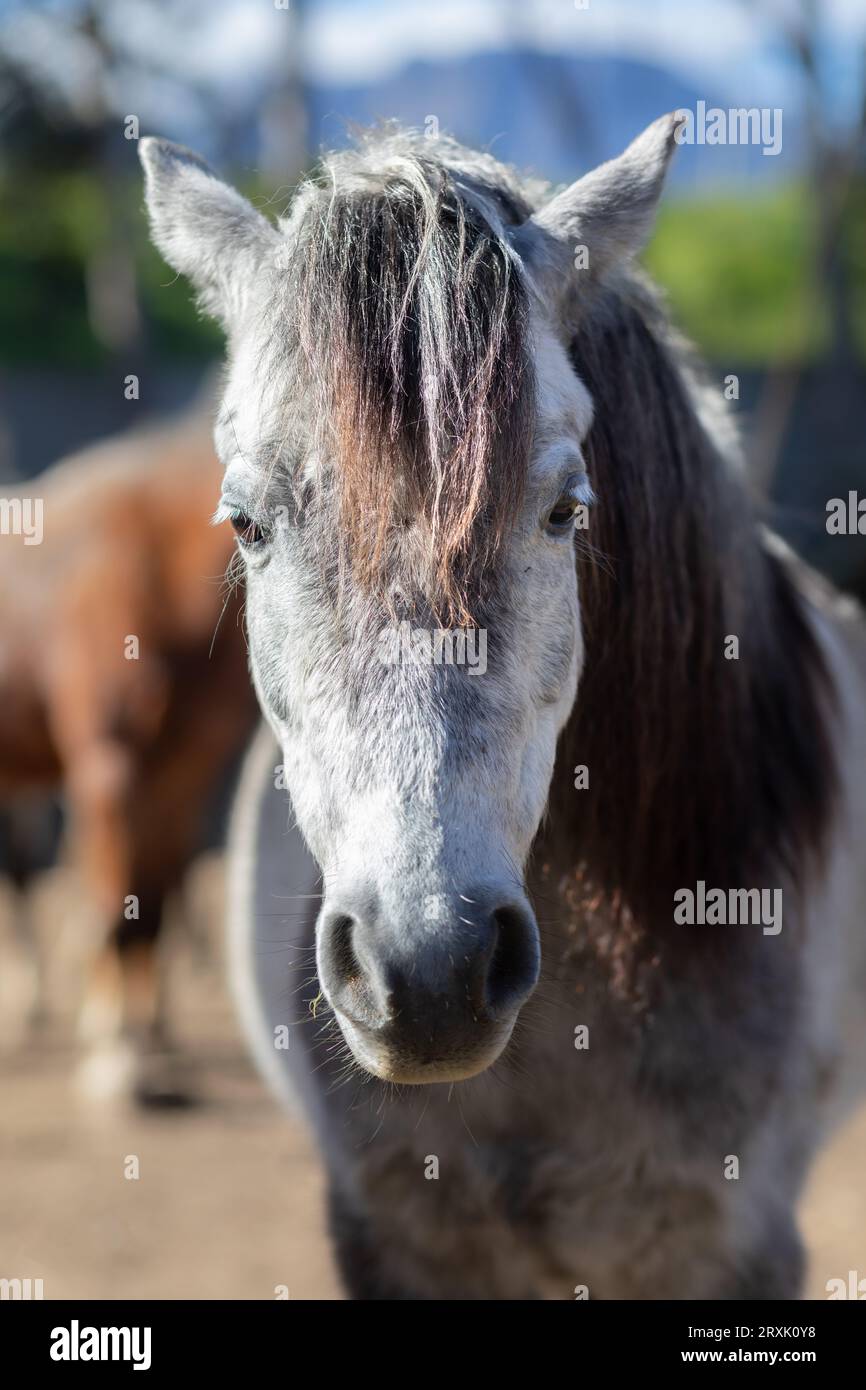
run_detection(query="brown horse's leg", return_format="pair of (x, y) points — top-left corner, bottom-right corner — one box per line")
(57, 663), (249, 1100)
(112, 888), (198, 1107)
(0, 801), (60, 1033)
(113, 697), (253, 1100)
(57, 739), (182, 1101)
(61, 738), (140, 1097)
(76, 871), (191, 1105)
(117, 899), (162, 1038)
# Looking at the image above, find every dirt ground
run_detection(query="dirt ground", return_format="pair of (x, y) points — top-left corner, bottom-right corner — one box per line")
(0, 855), (863, 1302)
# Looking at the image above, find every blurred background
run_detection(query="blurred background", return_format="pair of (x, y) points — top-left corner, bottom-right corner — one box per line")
(0, 0), (864, 1300)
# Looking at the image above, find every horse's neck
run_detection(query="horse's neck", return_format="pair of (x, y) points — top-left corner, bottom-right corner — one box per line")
(543, 284), (837, 937)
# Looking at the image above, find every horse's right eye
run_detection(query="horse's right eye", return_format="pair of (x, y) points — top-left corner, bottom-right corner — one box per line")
(229, 511), (268, 549)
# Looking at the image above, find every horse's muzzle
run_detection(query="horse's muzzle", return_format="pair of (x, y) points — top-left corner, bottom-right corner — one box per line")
(316, 888), (540, 1083)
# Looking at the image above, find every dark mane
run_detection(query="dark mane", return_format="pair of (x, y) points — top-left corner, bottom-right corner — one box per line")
(550, 279), (839, 930)
(288, 134), (535, 623)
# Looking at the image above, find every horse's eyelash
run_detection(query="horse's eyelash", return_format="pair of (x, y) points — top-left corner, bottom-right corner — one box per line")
(570, 476), (595, 506)
(212, 497), (260, 525)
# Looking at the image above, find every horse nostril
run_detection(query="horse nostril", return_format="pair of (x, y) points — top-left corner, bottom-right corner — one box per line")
(319, 910), (390, 1029)
(485, 904), (539, 1016)
(330, 914), (362, 984)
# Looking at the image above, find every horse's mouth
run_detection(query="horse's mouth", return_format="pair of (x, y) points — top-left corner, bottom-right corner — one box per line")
(336, 1010), (517, 1086)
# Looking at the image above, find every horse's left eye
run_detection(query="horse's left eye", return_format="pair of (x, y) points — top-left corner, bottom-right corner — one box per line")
(229, 511), (268, 548)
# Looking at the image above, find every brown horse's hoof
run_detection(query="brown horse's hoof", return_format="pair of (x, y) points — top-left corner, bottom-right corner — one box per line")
(75, 1040), (199, 1109)
(133, 1049), (199, 1110)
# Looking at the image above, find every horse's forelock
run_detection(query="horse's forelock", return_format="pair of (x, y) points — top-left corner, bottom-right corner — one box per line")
(285, 136), (536, 624)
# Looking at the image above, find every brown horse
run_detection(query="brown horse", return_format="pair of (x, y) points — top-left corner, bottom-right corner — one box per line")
(0, 398), (257, 1100)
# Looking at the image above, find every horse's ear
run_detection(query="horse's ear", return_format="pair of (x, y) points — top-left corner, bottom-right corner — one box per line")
(515, 113), (683, 297)
(139, 138), (279, 328)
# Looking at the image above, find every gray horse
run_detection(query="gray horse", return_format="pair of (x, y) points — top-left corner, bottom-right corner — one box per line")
(141, 116), (866, 1299)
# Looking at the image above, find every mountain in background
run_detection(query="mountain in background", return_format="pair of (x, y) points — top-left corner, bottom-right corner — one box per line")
(305, 49), (803, 189)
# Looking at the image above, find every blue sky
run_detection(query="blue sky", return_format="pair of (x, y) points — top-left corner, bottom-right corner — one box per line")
(1, 0), (864, 144)
(303, 0), (864, 129)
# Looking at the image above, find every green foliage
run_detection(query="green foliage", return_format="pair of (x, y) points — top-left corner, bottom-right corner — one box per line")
(0, 169), (232, 365)
(644, 181), (863, 366)
(137, 240), (225, 359)
(0, 172), (108, 365)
